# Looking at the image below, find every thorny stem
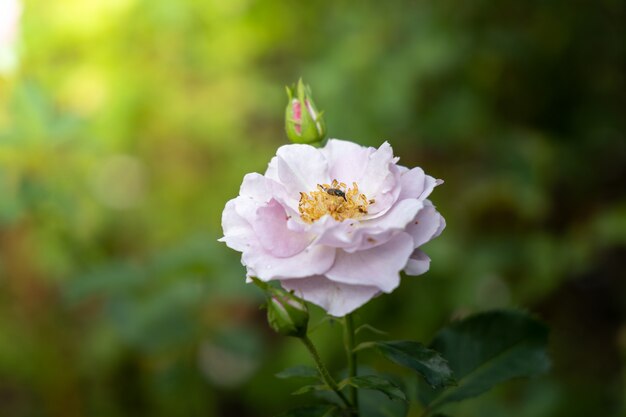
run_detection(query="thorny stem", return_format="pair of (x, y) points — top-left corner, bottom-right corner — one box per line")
(300, 335), (354, 414)
(344, 313), (359, 414)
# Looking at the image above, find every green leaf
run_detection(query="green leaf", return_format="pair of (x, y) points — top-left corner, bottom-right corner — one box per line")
(291, 384), (331, 395)
(339, 375), (407, 402)
(275, 405), (341, 417)
(418, 310), (550, 409)
(276, 365), (320, 380)
(358, 341), (455, 389)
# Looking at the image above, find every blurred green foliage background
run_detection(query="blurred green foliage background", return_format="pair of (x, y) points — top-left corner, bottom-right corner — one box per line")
(0, 0), (624, 416)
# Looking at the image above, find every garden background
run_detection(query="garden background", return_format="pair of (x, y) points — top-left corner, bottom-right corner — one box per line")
(0, 1), (624, 416)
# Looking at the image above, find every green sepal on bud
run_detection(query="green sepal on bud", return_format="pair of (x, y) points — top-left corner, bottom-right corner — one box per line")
(285, 78), (326, 146)
(251, 277), (309, 338)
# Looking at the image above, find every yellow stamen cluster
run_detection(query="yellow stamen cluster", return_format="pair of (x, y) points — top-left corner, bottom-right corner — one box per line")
(298, 179), (374, 224)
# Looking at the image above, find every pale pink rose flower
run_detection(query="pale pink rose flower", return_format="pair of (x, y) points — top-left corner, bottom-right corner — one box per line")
(220, 139), (445, 317)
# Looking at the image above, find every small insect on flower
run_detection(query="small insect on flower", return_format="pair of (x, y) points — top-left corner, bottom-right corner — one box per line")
(319, 179), (348, 201)
(321, 185), (347, 201)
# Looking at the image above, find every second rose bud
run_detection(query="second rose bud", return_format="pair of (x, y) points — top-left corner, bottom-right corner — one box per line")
(285, 79), (326, 145)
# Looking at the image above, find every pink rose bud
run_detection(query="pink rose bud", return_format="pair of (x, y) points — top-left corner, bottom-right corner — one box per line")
(267, 292), (309, 338)
(250, 277), (309, 337)
(285, 79), (326, 145)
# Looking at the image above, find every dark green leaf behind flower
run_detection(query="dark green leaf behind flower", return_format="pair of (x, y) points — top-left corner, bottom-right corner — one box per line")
(418, 310), (550, 410)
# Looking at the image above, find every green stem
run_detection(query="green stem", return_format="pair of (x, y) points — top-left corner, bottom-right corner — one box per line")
(344, 314), (359, 415)
(419, 407), (432, 417)
(300, 335), (354, 412)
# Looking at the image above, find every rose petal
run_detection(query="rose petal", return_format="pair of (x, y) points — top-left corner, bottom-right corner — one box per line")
(242, 244), (335, 281)
(420, 176), (442, 200)
(252, 199), (311, 257)
(360, 198), (423, 233)
(404, 249), (431, 276)
(325, 232), (414, 292)
(239, 173), (272, 202)
(323, 141), (400, 216)
(358, 142), (396, 196)
(434, 214), (446, 239)
(322, 139), (372, 185)
(265, 156), (279, 180)
(219, 199), (256, 252)
(398, 167), (442, 201)
(406, 201), (445, 248)
(275, 144), (329, 198)
(314, 199), (423, 253)
(312, 218), (361, 249)
(241, 171), (298, 216)
(398, 167), (425, 199)
(281, 275), (381, 317)
(358, 143), (402, 215)
(236, 174), (278, 221)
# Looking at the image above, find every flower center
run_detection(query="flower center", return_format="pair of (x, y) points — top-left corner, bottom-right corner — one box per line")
(298, 179), (374, 223)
